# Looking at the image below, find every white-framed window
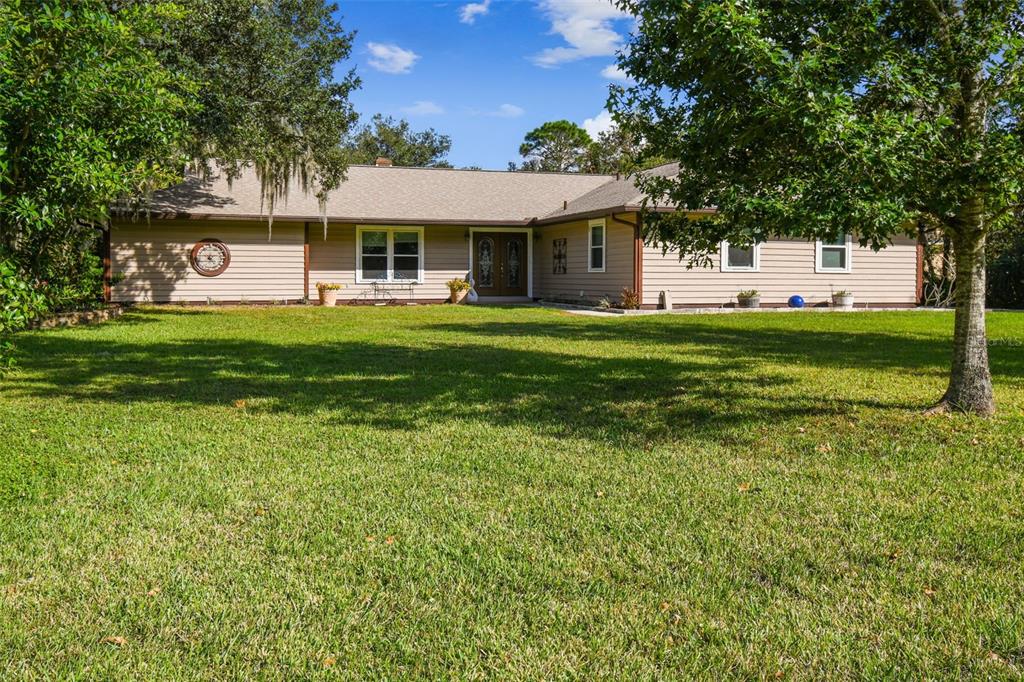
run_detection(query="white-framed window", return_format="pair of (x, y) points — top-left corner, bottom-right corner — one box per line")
(816, 234), (853, 273)
(588, 219), (606, 273)
(720, 240), (761, 272)
(356, 226), (424, 283)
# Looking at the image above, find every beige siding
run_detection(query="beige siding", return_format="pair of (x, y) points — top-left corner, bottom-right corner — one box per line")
(642, 236), (919, 307)
(308, 224), (470, 301)
(111, 220), (304, 302)
(534, 217), (635, 303)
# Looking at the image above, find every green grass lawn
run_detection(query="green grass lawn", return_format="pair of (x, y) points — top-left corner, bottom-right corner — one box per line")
(1, 305), (1023, 679)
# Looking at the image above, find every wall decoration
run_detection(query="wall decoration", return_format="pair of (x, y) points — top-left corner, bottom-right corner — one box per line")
(190, 238), (231, 277)
(553, 238), (567, 274)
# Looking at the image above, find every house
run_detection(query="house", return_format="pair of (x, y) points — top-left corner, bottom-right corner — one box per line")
(107, 161), (922, 308)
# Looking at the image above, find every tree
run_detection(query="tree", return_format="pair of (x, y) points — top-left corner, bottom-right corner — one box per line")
(611, 0), (1024, 415)
(348, 115), (452, 167)
(517, 120), (593, 172)
(1, 0), (359, 364)
(132, 0), (360, 216)
(582, 124), (670, 175)
(1, 1), (192, 324)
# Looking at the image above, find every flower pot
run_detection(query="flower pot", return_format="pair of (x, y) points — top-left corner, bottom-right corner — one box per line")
(319, 290), (338, 306)
(737, 296), (761, 309)
(450, 288), (468, 304)
(832, 294), (854, 310)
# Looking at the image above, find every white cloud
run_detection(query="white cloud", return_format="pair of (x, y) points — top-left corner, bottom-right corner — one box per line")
(583, 110), (614, 138)
(488, 103), (525, 118)
(460, 0), (491, 24)
(601, 64), (631, 82)
(532, 0), (630, 68)
(401, 100), (445, 116)
(366, 42), (420, 74)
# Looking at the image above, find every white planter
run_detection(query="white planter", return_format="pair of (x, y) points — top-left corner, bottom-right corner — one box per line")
(833, 294), (854, 310)
(737, 296), (761, 309)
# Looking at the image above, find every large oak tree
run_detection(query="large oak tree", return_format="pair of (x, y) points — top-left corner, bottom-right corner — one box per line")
(611, 0), (1023, 415)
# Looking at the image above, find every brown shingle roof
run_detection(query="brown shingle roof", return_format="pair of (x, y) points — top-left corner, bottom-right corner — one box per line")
(141, 164), (623, 225)
(538, 162), (681, 222)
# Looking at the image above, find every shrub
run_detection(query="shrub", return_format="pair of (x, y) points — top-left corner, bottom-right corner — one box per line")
(737, 289), (760, 299)
(619, 287), (641, 309)
(0, 260), (48, 369)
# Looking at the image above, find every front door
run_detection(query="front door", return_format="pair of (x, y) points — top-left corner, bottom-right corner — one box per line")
(473, 232), (528, 297)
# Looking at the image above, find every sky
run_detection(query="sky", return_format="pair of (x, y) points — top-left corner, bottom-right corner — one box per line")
(334, 0), (635, 169)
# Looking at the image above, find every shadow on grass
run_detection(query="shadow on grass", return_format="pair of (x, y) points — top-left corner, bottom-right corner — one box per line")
(8, 309), (1011, 447)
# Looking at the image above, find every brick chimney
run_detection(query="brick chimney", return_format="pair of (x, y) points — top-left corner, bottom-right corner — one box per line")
(375, 157), (393, 167)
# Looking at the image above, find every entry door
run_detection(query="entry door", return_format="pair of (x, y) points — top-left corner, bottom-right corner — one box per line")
(473, 232), (528, 296)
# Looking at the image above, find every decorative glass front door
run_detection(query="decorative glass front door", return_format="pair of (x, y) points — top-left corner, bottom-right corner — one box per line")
(472, 232), (528, 297)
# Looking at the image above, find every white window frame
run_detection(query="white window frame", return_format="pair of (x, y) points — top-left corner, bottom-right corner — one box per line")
(720, 240), (762, 272)
(356, 226), (425, 284)
(588, 219), (606, 273)
(815, 234), (853, 273)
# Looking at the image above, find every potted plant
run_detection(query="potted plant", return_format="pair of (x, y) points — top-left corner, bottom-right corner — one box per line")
(447, 278), (471, 304)
(832, 290), (855, 309)
(737, 289), (761, 308)
(316, 281), (343, 306)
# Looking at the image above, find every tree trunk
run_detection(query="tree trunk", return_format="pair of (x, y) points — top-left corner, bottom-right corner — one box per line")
(932, 205), (995, 416)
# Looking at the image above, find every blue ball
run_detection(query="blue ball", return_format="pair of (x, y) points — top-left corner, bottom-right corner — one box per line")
(788, 295), (805, 308)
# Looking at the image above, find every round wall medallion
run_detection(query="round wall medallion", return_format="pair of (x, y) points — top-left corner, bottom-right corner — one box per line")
(190, 239), (231, 277)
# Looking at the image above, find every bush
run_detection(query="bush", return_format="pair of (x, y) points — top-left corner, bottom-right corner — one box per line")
(988, 235), (1024, 309)
(619, 288), (641, 309)
(0, 260), (48, 368)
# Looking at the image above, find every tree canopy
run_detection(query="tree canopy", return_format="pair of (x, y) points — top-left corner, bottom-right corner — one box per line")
(611, 0), (1024, 415)
(348, 114), (453, 167)
(516, 120), (594, 172)
(0, 0), (359, 362)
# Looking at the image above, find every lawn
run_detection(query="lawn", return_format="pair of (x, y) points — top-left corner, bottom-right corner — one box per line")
(1, 305), (1022, 679)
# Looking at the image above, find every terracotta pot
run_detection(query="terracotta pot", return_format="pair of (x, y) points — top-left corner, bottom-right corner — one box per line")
(319, 290), (339, 306)
(450, 288), (468, 304)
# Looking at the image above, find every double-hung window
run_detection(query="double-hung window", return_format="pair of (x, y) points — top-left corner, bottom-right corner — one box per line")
(588, 219), (606, 272)
(816, 234), (852, 273)
(357, 227), (424, 283)
(720, 240), (761, 272)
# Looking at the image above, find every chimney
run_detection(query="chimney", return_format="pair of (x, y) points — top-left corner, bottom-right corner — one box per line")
(375, 157), (393, 167)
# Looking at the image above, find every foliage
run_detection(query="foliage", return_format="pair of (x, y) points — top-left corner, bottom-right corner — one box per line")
(348, 114), (452, 168)
(611, 0), (1024, 414)
(2, 306), (1023, 676)
(618, 287), (641, 309)
(833, 290), (853, 298)
(516, 120), (594, 172)
(446, 278), (471, 293)
(131, 0), (361, 212)
(987, 211), (1024, 308)
(582, 124), (670, 175)
(0, 0), (359, 365)
(737, 289), (760, 299)
(315, 281), (343, 292)
(0, 0), (192, 364)
(0, 259), (47, 368)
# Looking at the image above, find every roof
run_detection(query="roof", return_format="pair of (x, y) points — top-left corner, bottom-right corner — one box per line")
(538, 162), (681, 222)
(137, 162), (684, 225)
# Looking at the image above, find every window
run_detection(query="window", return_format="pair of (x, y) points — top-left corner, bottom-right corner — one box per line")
(816, 234), (852, 273)
(357, 227), (424, 283)
(588, 219), (606, 272)
(720, 240), (761, 272)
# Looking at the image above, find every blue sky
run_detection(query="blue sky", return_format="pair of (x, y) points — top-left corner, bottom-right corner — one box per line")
(334, 0), (634, 169)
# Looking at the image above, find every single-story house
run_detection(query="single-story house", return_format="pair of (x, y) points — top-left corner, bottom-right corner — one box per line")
(107, 160), (923, 308)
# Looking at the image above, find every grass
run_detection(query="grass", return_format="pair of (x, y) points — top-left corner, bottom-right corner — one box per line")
(1, 305), (1023, 679)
